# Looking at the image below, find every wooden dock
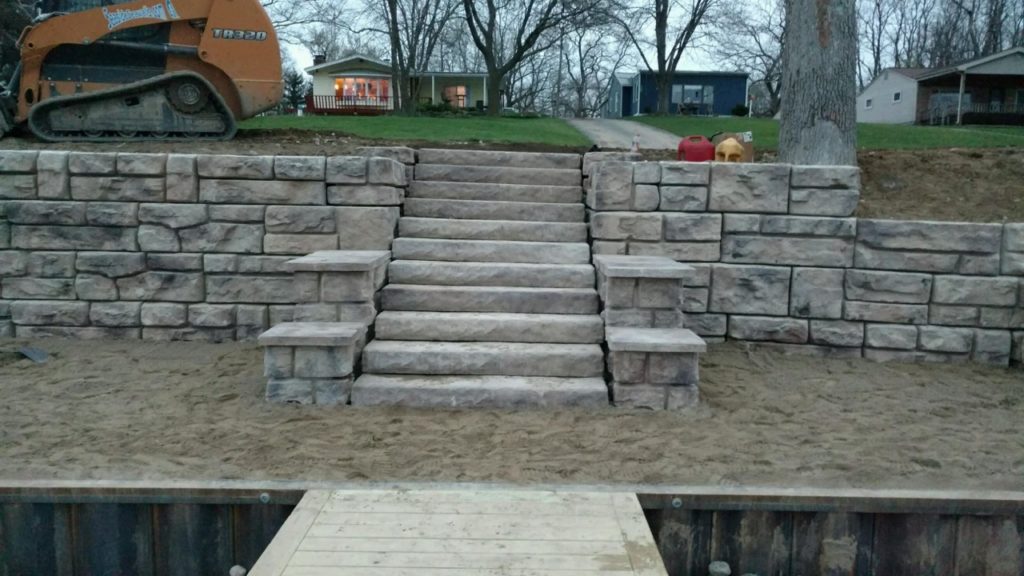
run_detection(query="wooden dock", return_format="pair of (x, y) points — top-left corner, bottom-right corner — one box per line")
(249, 489), (668, 576)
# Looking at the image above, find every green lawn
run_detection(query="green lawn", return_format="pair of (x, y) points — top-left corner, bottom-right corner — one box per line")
(240, 115), (591, 147)
(633, 116), (1024, 151)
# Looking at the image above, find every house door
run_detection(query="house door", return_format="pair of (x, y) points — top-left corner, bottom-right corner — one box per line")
(989, 88), (1004, 112)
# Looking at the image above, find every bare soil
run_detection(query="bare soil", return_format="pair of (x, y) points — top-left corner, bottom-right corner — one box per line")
(1, 338), (1021, 490)
(3, 132), (1021, 222)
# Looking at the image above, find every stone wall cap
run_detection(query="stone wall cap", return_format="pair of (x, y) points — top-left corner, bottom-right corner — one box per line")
(259, 322), (367, 347)
(594, 255), (693, 278)
(606, 327), (707, 353)
(286, 250), (391, 272)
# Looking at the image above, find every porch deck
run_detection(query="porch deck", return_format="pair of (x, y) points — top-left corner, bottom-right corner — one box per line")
(249, 489), (666, 576)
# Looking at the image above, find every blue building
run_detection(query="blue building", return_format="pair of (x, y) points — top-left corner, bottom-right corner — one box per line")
(604, 70), (750, 117)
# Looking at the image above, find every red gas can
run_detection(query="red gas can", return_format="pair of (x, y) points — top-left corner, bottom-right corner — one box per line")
(678, 135), (715, 162)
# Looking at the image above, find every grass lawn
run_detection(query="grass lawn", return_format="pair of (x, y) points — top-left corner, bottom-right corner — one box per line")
(240, 115), (591, 147)
(633, 116), (1024, 151)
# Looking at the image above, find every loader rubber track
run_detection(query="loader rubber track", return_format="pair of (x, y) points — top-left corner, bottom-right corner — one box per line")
(28, 71), (237, 143)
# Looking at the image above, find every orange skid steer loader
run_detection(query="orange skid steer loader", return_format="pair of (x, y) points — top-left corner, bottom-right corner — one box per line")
(0, 0), (283, 141)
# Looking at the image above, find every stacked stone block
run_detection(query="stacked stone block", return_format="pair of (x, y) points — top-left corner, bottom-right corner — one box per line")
(0, 150), (406, 341)
(606, 327), (705, 410)
(259, 322), (367, 405)
(286, 250), (390, 325)
(585, 155), (1022, 367)
(594, 255), (708, 409)
(594, 255), (693, 329)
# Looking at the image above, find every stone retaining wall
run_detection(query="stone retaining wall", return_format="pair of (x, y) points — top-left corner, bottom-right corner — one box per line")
(0, 150), (406, 341)
(587, 158), (1024, 367)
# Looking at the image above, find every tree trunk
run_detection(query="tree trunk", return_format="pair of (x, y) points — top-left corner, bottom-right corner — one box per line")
(778, 0), (857, 165)
(486, 69), (502, 116)
(655, 72), (672, 114)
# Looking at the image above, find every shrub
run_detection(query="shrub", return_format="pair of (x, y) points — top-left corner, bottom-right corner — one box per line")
(731, 104), (750, 117)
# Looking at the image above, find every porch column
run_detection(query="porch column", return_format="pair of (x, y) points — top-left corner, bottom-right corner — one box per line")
(956, 71), (966, 125)
(431, 75), (436, 105)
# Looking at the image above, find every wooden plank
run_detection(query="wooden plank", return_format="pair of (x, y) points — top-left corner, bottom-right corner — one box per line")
(52, 504), (74, 576)
(312, 511), (622, 531)
(249, 491), (331, 576)
(305, 520), (624, 541)
(321, 499), (613, 517)
(71, 503), (155, 576)
(327, 490), (617, 506)
(645, 509), (712, 576)
(872, 513), (957, 575)
(0, 503), (60, 575)
(296, 537), (623, 555)
(790, 512), (873, 576)
(153, 503), (233, 576)
(953, 515), (1022, 576)
(709, 510), (793, 576)
(233, 504), (295, 571)
(282, 569), (639, 576)
(609, 493), (669, 576)
(288, 550), (633, 570)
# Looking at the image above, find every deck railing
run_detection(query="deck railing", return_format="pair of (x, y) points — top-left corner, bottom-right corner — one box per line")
(307, 95), (392, 114)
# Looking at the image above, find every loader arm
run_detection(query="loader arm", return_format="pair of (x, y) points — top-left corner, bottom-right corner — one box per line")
(10, 0), (282, 140)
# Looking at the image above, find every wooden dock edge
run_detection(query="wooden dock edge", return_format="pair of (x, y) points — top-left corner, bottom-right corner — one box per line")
(1, 479), (1022, 515)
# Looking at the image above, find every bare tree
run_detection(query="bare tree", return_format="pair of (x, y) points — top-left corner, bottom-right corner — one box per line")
(858, 0), (895, 87)
(559, 25), (631, 117)
(376, 0), (460, 114)
(613, 0), (718, 114)
(461, 0), (602, 115)
(716, 0), (785, 115)
(779, 0), (857, 166)
(262, 0), (348, 45)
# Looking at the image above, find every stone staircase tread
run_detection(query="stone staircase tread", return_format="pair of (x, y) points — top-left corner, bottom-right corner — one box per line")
(361, 340), (605, 378)
(408, 181), (583, 204)
(404, 198), (584, 222)
(351, 374), (608, 408)
(399, 217), (587, 242)
(392, 238), (592, 264)
(416, 149), (582, 170)
(375, 311), (605, 343)
(605, 327), (707, 353)
(387, 260), (596, 288)
(415, 164), (581, 187)
(382, 284), (599, 314)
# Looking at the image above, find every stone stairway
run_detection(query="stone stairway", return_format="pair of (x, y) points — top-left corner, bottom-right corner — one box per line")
(351, 149), (609, 408)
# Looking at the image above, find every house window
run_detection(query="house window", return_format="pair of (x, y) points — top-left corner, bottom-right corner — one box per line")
(893, 91), (902, 103)
(334, 77), (390, 102)
(865, 98), (873, 109)
(443, 85), (467, 108)
(671, 85), (683, 104)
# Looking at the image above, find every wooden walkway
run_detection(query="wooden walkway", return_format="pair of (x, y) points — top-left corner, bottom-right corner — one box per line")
(249, 489), (668, 576)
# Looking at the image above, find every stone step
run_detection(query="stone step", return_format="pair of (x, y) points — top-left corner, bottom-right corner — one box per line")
(399, 217), (587, 242)
(382, 284), (599, 314)
(408, 181), (583, 204)
(415, 164), (581, 187)
(360, 341), (605, 377)
(392, 238), (591, 264)
(404, 198), (584, 223)
(417, 149), (582, 170)
(351, 374), (608, 408)
(375, 311), (605, 343)
(388, 260), (595, 288)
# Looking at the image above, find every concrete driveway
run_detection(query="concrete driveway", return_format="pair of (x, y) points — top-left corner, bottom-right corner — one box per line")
(568, 118), (682, 151)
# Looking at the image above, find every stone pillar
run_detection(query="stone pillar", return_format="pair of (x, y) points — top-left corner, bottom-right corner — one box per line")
(259, 322), (366, 405)
(286, 250), (390, 325)
(594, 255), (708, 410)
(606, 327), (706, 410)
(594, 255), (692, 328)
